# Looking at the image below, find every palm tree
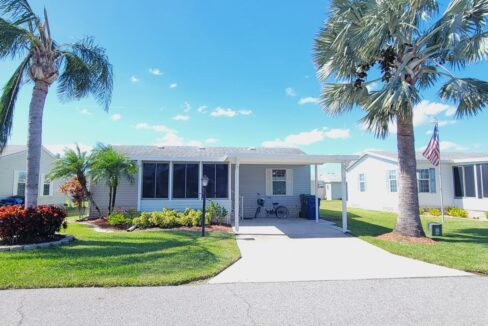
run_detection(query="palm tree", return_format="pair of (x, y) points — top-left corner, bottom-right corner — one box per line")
(314, 0), (488, 237)
(90, 145), (137, 215)
(0, 0), (113, 208)
(49, 145), (102, 217)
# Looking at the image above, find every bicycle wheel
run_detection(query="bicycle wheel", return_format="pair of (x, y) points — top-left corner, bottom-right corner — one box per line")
(254, 206), (261, 219)
(275, 206), (289, 219)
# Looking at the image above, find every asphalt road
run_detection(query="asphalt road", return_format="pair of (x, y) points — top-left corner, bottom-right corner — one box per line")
(1, 276), (487, 326)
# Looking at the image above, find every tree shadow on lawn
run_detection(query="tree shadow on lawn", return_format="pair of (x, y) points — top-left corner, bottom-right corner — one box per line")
(434, 228), (488, 246)
(320, 208), (393, 237)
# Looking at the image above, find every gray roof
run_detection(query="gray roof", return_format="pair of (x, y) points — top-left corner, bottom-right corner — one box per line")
(113, 145), (306, 160)
(0, 145), (27, 157)
(368, 150), (488, 162)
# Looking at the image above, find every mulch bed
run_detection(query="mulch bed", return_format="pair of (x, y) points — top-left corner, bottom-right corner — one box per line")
(84, 218), (233, 233)
(376, 232), (437, 245)
(0, 234), (65, 246)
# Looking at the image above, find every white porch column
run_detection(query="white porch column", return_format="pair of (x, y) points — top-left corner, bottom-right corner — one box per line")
(136, 160), (142, 211)
(198, 161), (203, 200)
(314, 164), (319, 223)
(234, 159), (240, 233)
(168, 162), (173, 200)
(341, 162), (348, 233)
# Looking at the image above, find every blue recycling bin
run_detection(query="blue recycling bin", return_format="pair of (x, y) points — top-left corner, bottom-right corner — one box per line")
(306, 196), (320, 220)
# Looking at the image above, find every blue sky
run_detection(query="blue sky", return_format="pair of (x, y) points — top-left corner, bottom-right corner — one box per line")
(3, 0), (488, 171)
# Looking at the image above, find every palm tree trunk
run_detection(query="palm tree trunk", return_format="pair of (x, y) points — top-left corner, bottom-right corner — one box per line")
(77, 174), (102, 217)
(25, 81), (49, 208)
(111, 185), (117, 214)
(395, 114), (425, 237)
(108, 186), (113, 215)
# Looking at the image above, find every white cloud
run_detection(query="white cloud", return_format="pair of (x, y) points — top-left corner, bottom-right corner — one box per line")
(440, 141), (468, 151)
(366, 81), (381, 92)
(135, 123), (174, 133)
(197, 105), (208, 113)
(45, 144), (93, 155)
(298, 97), (320, 105)
(111, 113), (122, 121)
(262, 128), (350, 147)
(148, 68), (162, 76)
(80, 108), (91, 115)
(130, 76), (140, 83)
(323, 128), (350, 139)
(238, 109), (253, 116)
(286, 87), (296, 97)
(210, 107), (237, 117)
(169, 83), (178, 89)
(154, 131), (202, 147)
(173, 114), (190, 121)
(205, 138), (219, 144)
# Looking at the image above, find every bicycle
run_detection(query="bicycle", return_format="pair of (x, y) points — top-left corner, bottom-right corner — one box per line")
(254, 193), (289, 219)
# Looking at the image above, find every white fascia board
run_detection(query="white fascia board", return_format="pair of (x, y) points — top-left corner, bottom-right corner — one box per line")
(227, 154), (358, 165)
(128, 156), (228, 162)
(451, 157), (488, 164)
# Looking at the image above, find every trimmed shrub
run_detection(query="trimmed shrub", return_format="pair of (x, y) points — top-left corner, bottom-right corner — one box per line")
(0, 205), (67, 245)
(107, 209), (140, 227)
(427, 208), (442, 216)
(132, 208), (208, 229)
(133, 212), (154, 229)
(206, 201), (228, 225)
(445, 206), (468, 218)
(419, 208), (426, 215)
(149, 209), (179, 228)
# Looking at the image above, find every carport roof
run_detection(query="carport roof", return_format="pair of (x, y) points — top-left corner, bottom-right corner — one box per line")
(113, 145), (358, 164)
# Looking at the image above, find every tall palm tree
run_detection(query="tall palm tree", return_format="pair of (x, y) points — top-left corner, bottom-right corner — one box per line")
(314, 0), (488, 237)
(90, 145), (137, 215)
(0, 0), (113, 208)
(49, 145), (102, 217)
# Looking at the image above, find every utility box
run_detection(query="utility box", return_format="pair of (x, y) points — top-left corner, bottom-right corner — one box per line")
(428, 222), (442, 237)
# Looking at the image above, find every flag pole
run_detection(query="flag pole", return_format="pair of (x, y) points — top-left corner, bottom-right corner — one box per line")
(437, 122), (445, 224)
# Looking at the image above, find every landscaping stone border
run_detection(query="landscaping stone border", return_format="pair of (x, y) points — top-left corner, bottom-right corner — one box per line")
(0, 235), (75, 252)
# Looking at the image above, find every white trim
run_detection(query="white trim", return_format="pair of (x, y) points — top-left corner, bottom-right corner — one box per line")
(168, 162), (173, 200)
(341, 162), (348, 233)
(136, 160), (142, 211)
(314, 164), (319, 223)
(228, 162), (232, 202)
(234, 160), (240, 233)
(198, 161), (203, 200)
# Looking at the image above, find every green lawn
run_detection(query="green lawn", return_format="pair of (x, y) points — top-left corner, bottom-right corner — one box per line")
(321, 201), (488, 275)
(0, 222), (240, 289)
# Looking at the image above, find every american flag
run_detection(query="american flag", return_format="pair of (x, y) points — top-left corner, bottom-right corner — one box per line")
(423, 123), (440, 166)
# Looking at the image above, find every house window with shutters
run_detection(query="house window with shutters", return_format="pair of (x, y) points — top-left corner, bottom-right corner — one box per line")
(417, 168), (436, 193)
(266, 168), (293, 196)
(387, 170), (398, 193)
(358, 173), (367, 192)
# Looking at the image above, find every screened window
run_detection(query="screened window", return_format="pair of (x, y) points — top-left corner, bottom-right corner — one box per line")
(203, 164), (229, 198)
(41, 175), (51, 196)
(388, 170), (398, 193)
(16, 171), (26, 197)
(453, 165), (477, 198)
(272, 169), (287, 195)
(173, 164), (199, 199)
(358, 173), (366, 192)
(417, 169), (431, 193)
(142, 163), (169, 199)
(482, 164), (488, 197)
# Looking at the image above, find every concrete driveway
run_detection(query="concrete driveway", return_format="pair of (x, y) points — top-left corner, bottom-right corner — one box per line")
(210, 218), (470, 283)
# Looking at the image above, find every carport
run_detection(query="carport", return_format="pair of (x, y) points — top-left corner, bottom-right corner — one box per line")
(226, 153), (358, 233)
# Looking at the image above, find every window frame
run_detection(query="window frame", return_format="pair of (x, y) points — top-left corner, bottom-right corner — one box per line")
(203, 163), (229, 199)
(453, 164), (477, 199)
(40, 174), (53, 197)
(387, 170), (398, 193)
(14, 170), (26, 197)
(358, 173), (367, 192)
(271, 169), (287, 196)
(417, 169), (431, 193)
(172, 163), (199, 199)
(141, 162), (170, 200)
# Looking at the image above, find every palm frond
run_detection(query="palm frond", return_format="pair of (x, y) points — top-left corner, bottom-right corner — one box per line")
(439, 77), (488, 117)
(49, 145), (89, 181)
(320, 82), (369, 115)
(0, 0), (38, 26)
(0, 55), (29, 153)
(0, 17), (31, 59)
(58, 37), (113, 110)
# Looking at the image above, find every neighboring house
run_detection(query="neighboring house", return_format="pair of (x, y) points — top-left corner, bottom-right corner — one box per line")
(347, 151), (488, 216)
(0, 145), (66, 205)
(89, 146), (356, 224)
(311, 173), (344, 200)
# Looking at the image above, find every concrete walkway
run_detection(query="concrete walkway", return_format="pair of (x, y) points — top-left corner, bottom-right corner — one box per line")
(210, 218), (470, 283)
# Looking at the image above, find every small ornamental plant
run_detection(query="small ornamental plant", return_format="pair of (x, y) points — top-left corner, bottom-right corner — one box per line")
(0, 205), (67, 245)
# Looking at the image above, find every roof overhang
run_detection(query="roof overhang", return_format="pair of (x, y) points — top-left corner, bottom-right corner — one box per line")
(227, 154), (359, 165)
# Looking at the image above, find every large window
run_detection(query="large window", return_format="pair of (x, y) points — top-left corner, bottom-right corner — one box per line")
(142, 163), (169, 199)
(173, 164), (199, 199)
(203, 164), (229, 198)
(482, 164), (488, 197)
(387, 170), (397, 193)
(358, 173), (367, 192)
(15, 171), (26, 197)
(417, 169), (431, 193)
(453, 165), (476, 198)
(272, 169), (287, 195)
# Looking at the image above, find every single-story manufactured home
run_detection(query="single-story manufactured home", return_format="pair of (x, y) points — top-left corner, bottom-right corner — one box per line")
(0, 145), (66, 205)
(89, 146), (356, 231)
(347, 151), (488, 217)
